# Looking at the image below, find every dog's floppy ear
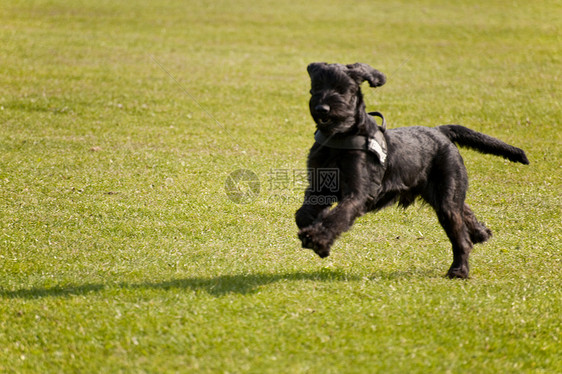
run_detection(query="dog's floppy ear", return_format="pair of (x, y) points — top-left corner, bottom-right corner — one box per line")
(345, 63), (386, 88)
(307, 62), (328, 78)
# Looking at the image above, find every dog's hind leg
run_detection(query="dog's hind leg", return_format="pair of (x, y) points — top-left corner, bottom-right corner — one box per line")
(463, 203), (492, 244)
(436, 206), (473, 279)
(425, 151), (474, 278)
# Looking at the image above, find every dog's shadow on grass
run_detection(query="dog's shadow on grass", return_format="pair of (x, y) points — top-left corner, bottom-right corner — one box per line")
(1, 269), (368, 299)
(140, 269), (361, 296)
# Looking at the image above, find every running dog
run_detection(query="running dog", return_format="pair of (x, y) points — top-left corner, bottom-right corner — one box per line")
(295, 62), (529, 278)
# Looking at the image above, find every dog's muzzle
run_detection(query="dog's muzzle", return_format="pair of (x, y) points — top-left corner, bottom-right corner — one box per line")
(314, 104), (331, 125)
(315, 104), (330, 115)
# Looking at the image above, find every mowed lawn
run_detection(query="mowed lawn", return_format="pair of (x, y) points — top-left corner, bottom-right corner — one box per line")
(1, 0), (560, 372)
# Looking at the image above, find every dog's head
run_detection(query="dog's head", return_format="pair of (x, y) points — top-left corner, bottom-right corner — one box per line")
(307, 62), (386, 135)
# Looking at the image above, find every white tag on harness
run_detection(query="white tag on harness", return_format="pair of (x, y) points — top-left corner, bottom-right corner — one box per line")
(368, 137), (387, 165)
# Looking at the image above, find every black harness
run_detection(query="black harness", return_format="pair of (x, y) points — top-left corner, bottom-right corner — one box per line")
(314, 112), (388, 165)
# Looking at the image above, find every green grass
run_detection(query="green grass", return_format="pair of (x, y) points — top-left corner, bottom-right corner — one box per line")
(1, 0), (561, 372)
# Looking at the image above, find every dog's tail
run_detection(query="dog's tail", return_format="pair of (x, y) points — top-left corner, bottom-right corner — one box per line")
(438, 125), (529, 164)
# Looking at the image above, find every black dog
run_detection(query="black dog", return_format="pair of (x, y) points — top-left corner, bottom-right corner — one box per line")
(295, 62), (529, 278)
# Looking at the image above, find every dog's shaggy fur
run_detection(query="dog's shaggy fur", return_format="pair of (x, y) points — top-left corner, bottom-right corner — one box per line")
(295, 62), (529, 279)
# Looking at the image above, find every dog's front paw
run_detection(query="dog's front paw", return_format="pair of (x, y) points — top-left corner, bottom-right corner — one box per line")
(298, 227), (315, 249)
(298, 225), (332, 258)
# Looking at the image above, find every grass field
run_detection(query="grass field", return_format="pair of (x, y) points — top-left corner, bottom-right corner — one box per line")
(1, 0), (561, 372)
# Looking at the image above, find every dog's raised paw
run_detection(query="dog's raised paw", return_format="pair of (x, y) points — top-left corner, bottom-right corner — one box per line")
(298, 229), (315, 249)
(298, 226), (332, 258)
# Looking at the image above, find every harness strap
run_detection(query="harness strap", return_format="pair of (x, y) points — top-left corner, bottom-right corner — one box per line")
(314, 111), (388, 165)
(368, 111), (386, 132)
